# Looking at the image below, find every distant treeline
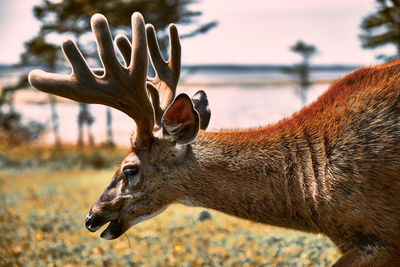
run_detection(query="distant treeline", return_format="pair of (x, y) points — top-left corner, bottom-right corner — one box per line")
(0, 63), (359, 76)
(182, 64), (358, 73)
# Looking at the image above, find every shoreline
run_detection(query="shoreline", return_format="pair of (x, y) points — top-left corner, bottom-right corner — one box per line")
(8, 79), (334, 105)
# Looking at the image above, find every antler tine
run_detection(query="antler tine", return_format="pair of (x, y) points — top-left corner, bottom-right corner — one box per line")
(115, 24), (181, 128)
(115, 34), (132, 67)
(115, 34), (165, 128)
(29, 12), (155, 147)
(146, 24), (181, 126)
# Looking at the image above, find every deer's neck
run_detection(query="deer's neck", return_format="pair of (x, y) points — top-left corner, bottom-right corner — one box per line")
(184, 125), (329, 233)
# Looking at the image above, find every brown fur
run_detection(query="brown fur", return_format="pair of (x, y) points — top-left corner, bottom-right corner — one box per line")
(87, 60), (400, 266)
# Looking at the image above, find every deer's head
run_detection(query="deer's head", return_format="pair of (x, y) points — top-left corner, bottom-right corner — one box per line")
(28, 13), (211, 239)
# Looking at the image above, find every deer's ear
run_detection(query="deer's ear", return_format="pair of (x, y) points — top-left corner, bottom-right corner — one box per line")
(191, 90), (211, 130)
(161, 93), (200, 145)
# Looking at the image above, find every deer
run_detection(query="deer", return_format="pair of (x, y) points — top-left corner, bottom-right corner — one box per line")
(28, 12), (400, 266)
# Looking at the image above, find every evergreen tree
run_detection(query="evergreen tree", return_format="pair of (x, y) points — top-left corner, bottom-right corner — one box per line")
(290, 40), (317, 87)
(290, 40), (317, 66)
(360, 0), (400, 61)
(281, 40), (318, 106)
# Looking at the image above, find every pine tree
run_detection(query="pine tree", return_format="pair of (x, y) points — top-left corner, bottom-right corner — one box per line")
(290, 40), (317, 66)
(290, 40), (317, 87)
(360, 0), (400, 61)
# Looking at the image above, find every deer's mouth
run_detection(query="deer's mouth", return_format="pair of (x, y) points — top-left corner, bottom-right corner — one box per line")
(85, 206), (168, 240)
(100, 207), (167, 240)
(85, 214), (126, 240)
(85, 212), (126, 240)
(100, 219), (125, 240)
(85, 209), (120, 236)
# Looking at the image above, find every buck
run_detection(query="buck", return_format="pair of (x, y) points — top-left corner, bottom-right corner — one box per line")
(29, 12), (400, 266)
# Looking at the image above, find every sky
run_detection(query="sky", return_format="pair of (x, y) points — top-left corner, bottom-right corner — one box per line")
(0, 0), (391, 65)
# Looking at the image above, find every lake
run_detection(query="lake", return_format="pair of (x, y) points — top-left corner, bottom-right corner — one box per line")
(4, 67), (353, 146)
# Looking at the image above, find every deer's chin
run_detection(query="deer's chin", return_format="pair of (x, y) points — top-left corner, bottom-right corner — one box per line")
(100, 220), (125, 240)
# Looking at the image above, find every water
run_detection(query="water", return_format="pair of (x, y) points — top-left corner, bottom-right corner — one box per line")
(8, 69), (348, 146)
(13, 85), (329, 146)
(180, 68), (349, 86)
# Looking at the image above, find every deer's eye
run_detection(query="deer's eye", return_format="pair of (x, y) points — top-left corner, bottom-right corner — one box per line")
(123, 166), (139, 180)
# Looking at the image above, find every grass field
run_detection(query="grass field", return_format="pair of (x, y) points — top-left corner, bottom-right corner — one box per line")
(0, 143), (341, 266)
(0, 166), (342, 266)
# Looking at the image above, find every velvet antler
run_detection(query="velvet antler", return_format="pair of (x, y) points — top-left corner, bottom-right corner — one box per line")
(114, 24), (181, 128)
(28, 13), (155, 147)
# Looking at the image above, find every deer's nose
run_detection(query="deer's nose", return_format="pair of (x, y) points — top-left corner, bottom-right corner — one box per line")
(85, 211), (96, 232)
(85, 209), (110, 232)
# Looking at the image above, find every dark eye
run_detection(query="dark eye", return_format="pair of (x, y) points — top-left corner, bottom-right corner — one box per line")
(123, 166), (139, 179)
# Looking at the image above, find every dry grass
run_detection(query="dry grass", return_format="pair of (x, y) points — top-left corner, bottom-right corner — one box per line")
(0, 143), (127, 170)
(0, 167), (341, 266)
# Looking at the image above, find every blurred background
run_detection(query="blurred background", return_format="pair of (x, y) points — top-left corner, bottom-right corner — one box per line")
(0, 0), (398, 265)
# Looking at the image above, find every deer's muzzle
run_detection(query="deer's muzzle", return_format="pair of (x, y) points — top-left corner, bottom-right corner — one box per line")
(85, 210), (105, 232)
(85, 206), (126, 240)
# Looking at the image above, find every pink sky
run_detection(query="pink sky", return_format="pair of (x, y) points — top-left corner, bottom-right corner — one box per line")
(0, 0), (390, 65)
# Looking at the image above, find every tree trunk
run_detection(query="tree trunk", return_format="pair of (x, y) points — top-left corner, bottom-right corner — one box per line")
(49, 95), (61, 147)
(78, 103), (84, 147)
(78, 103), (94, 147)
(47, 61), (61, 148)
(106, 107), (114, 147)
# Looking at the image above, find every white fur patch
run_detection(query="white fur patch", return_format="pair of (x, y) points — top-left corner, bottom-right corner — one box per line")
(128, 207), (167, 227)
(154, 128), (164, 139)
(128, 173), (140, 187)
(177, 197), (200, 207)
(164, 123), (183, 135)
